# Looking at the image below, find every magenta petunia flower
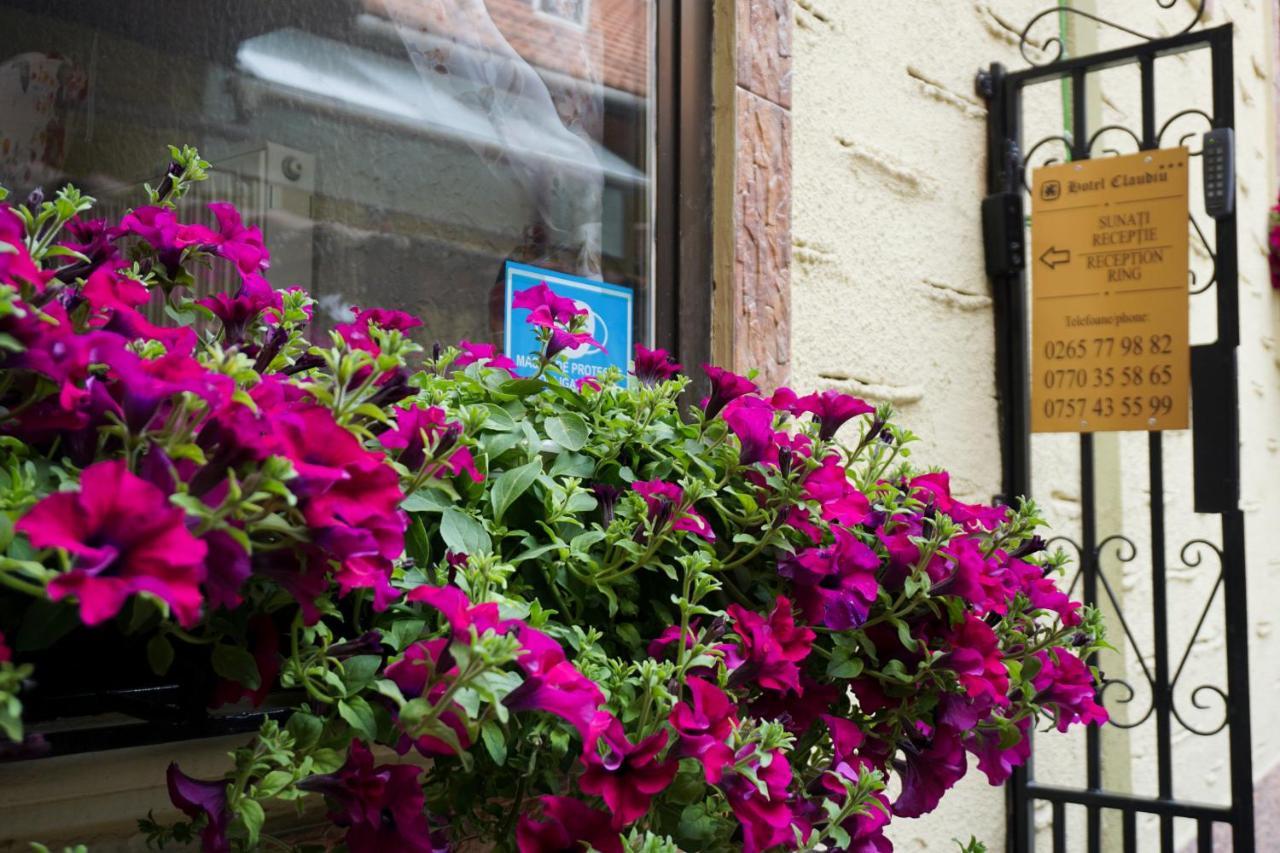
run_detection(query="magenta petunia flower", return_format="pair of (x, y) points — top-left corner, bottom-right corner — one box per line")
(645, 623), (695, 659)
(512, 283), (584, 329)
(200, 529), (251, 612)
(103, 347), (233, 432)
(17, 460), (207, 627)
(813, 715), (892, 852)
(769, 386), (798, 411)
(545, 326), (602, 359)
(505, 659), (606, 741)
(632, 345), (682, 385)
(274, 404), (385, 489)
(792, 389), (874, 441)
(10, 306), (123, 411)
(298, 740), (433, 853)
(631, 479), (715, 540)
(801, 454), (872, 527)
(579, 715), (679, 827)
(0, 205), (49, 288)
(197, 271), (282, 345)
(750, 674), (838, 734)
(385, 638), (471, 757)
(720, 748), (797, 853)
(575, 375), (602, 392)
(670, 676), (738, 783)
(1011, 556), (1082, 627)
(54, 215), (120, 278)
(335, 305), (424, 354)
(944, 614), (1009, 710)
(454, 339), (517, 371)
(964, 716), (1031, 785)
(381, 405), (480, 482)
(722, 395), (776, 465)
(934, 535), (1012, 615)
(82, 264), (150, 315)
(701, 365), (758, 420)
(100, 303), (197, 354)
(909, 472), (1009, 532)
(118, 205), (218, 272)
(406, 584), (510, 641)
(891, 723), (968, 818)
(778, 526), (881, 630)
(724, 597), (815, 695)
(0, 629), (9, 663)
(207, 203), (270, 274)
(166, 763), (231, 853)
(516, 795), (622, 853)
(1032, 648), (1108, 732)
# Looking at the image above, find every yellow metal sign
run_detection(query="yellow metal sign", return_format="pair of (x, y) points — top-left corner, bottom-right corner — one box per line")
(1030, 147), (1190, 433)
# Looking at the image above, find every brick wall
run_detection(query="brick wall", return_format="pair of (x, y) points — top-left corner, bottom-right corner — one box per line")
(730, 0), (793, 388)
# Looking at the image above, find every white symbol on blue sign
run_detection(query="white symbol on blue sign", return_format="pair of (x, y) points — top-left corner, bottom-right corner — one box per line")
(503, 262), (634, 388)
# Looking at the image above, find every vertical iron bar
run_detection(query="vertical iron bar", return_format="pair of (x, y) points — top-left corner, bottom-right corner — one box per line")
(1197, 819), (1214, 853)
(1070, 62), (1103, 853)
(1081, 434), (1102, 853)
(1209, 25), (1253, 853)
(1139, 54), (1157, 149)
(986, 61), (1036, 853)
(1150, 433), (1175, 853)
(1123, 809), (1137, 853)
(1070, 68), (1088, 160)
(1052, 801), (1066, 853)
(1223, 510), (1254, 853)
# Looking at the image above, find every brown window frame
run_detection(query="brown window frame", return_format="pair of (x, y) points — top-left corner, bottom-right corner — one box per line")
(654, 0), (715, 388)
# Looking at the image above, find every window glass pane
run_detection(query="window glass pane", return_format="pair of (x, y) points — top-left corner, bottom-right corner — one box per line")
(0, 0), (654, 348)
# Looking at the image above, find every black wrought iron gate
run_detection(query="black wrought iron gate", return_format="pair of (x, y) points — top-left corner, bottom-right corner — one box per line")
(978, 14), (1253, 853)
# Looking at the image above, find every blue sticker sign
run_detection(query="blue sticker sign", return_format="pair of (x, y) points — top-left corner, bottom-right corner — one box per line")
(503, 261), (634, 388)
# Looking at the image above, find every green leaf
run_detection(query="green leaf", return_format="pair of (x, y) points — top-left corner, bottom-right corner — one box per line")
(337, 697), (378, 741)
(550, 451), (595, 478)
(0, 695), (22, 742)
(440, 507), (492, 556)
(256, 770), (293, 798)
(341, 655), (382, 694)
(826, 657), (864, 680)
(387, 619), (426, 652)
(490, 459), (542, 524)
(285, 711), (323, 749)
(238, 798), (265, 846)
(212, 645), (261, 691)
(310, 748), (344, 774)
(146, 635), (175, 676)
(405, 516), (432, 571)
(545, 413), (588, 451)
(480, 720), (508, 766)
(402, 490), (453, 513)
(480, 404), (518, 432)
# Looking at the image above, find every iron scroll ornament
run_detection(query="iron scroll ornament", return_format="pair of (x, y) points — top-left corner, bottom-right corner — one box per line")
(1041, 534), (1232, 737)
(1019, 0), (1209, 66)
(1044, 535), (1158, 730)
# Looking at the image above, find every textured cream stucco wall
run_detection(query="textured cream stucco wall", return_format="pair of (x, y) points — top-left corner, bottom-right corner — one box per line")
(792, 0), (1280, 849)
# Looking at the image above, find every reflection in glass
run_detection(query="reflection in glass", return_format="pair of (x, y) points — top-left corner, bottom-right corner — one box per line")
(0, 0), (653, 349)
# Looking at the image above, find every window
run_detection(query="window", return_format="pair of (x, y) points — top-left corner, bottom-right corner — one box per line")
(0, 0), (717, 752)
(0, 0), (654, 352)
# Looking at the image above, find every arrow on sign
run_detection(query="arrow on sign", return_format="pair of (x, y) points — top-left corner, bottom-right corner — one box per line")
(1039, 246), (1071, 269)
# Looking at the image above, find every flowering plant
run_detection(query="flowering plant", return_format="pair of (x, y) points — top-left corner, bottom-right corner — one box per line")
(0, 150), (1105, 853)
